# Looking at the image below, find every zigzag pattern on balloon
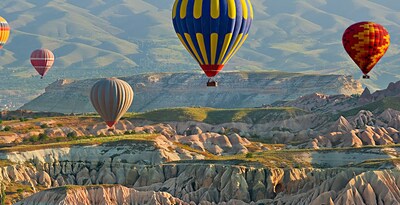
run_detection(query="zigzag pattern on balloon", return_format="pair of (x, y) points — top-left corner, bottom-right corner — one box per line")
(342, 22), (390, 75)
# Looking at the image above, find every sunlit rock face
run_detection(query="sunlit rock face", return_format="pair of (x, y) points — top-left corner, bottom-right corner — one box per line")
(21, 72), (362, 113)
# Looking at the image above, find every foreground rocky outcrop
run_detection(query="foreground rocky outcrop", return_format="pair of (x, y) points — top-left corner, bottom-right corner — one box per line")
(1, 131), (399, 204)
(15, 185), (187, 205)
(20, 72), (362, 113)
(306, 109), (400, 149)
(9, 164), (400, 204)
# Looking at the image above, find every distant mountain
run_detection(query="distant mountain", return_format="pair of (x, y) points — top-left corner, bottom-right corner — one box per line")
(1, 0), (400, 108)
(20, 71), (362, 113)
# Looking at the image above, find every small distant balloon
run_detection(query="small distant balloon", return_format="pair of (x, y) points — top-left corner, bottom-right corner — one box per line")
(90, 78), (134, 128)
(30, 49), (55, 79)
(342, 21), (390, 79)
(0, 16), (10, 49)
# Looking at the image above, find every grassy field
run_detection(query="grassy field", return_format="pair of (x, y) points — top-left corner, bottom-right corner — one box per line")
(127, 107), (307, 124)
(174, 144), (400, 168)
(0, 134), (156, 153)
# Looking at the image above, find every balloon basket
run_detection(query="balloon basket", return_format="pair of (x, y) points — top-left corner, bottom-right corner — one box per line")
(362, 75), (370, 79)
(207, 79), (218, 87)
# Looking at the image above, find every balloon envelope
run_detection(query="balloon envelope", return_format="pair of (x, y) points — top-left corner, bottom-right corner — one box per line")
(30, 49), (55, 77)
(172, 0), (253, 77)
(0, 16), (10, 49)
(342, 22), (390, 75)
(90, 78), (134, 128)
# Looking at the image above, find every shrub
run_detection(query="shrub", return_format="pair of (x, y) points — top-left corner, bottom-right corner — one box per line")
(29, 136), (39, 143)
(67, 132), (77, 139)
(40, 124), (49, 129)
(57, 124), (63, 127)
(19, 118), (28, 122)
(0, 120), (3, 124)
(245, 153), (253, 158)
(1, 184), (5, 205)
(38, 133), (49, 141)
(3, 126), (11, 131)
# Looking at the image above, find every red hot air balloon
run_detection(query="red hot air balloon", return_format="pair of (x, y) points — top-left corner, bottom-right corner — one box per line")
(30, 49), (55, 79)
(342, 22), (390, 79)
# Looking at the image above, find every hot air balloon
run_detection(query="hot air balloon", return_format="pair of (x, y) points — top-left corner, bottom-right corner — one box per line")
(342, 21), (390, 79)
(172, 0), (253, 86)
(0, 16), (10, 49)
(30, 49), (55, 79)
(90, 78), (134, 129)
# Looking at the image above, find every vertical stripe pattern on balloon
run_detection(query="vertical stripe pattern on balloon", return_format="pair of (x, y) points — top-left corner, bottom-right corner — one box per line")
(0, 16), (10, 48)
(172, 0), (253, 77)
(90, 78), (134, 128)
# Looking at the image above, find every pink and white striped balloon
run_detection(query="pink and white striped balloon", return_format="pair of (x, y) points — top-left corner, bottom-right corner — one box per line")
(30, 49), (54, 78)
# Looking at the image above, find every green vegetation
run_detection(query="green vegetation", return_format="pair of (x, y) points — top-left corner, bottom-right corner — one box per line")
(67, 132), (77, 139)
(38, 133), (49, 141)
(174, 144), (400, 169)
(128, 107), (307, 124)
(0, 160), (14, 167)
(245, 153), (253, 158)
(1, 184), (5, 205)
(2, 126), (10, 132)
(3, 182), (35, 204)
(0, 134), (156, 153)
(19, 118), (28, 122)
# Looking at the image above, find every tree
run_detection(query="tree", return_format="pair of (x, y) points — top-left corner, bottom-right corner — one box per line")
(38, 133), (49, 141)
(0, 183), (5, 205)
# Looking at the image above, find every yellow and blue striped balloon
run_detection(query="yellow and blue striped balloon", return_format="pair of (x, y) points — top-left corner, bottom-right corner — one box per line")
(172, 0), (253, 77)
(0, 16), (10, 49)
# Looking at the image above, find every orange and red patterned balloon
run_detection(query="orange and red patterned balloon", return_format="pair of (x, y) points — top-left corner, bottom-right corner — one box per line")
(0, 16), (10, 49)
(342, 22), (390, 77)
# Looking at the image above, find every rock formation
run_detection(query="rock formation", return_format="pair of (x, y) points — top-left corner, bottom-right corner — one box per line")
(20, 72), (362, 113)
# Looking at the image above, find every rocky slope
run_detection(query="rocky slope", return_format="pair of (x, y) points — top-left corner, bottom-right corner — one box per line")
(15, 185), (187, 205)
(1, 114), (400, 203)
(4, 153), (400, 205)
(20, 72), (362, 113)
(273, 80), (400, 113)
(17, 170), (400, 205)
(16, 169), (400, 205)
